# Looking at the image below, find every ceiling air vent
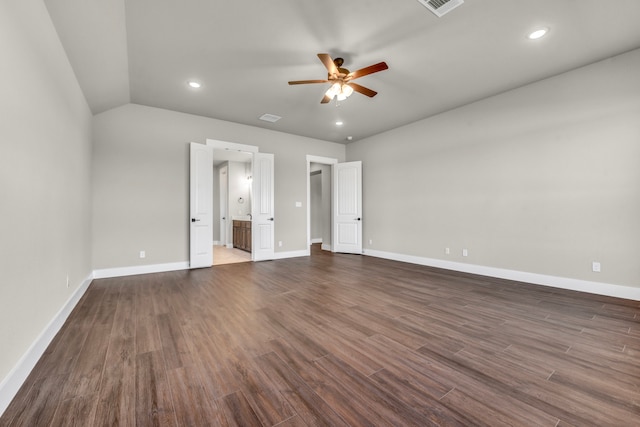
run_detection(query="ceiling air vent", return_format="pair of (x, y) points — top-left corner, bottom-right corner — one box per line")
(416, 0), (464, 17)
(259, 113), (282, 123)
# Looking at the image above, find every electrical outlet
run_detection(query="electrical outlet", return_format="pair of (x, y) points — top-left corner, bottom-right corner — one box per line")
(462, 249), (468, 257)
(445, 247), (450, 255)
(295, 201), (302, 207)
(592, 261), (601, 272)
(278, 241), (283, 247)
(369, 239), (373, 245)
(139, 250), (146, 259)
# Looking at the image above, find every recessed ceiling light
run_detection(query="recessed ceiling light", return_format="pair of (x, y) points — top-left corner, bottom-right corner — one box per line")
(528, 27), (549, 40)
(335, 121), (344, 126)
(187, 81), (202, 89)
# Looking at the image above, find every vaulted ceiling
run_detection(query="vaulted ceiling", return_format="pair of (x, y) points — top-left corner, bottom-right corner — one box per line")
(44, 0), (640, 143)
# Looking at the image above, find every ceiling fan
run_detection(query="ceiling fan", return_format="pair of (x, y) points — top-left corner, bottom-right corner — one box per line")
(288, 53), (388, 104)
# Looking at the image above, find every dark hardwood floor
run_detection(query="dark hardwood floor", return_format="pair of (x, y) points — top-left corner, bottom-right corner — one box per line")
(2, 245), (639, 426)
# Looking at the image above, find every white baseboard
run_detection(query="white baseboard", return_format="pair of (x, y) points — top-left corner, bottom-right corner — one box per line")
(272, 249), (310, 260)
(93, 261), (190, 279)
(364, 249), (640, 301)
(0, 273), (93, 416)
(212, 240), (221, 246)
(310, 238), (323, 244)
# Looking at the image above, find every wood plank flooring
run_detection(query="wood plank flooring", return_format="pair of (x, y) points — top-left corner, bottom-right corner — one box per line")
(2, 245), (639, 426)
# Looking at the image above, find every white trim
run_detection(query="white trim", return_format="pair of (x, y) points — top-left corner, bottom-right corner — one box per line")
(0, 273), (93, 416)
(213, 240), (221, 246)
(271, 249), (310, 260)
(93, 261), (190, 279)
(310, 238), (323, 244)
(306, 155), (339, 165)
(364, 249), (640, 301)
(206, 138), (259, 153)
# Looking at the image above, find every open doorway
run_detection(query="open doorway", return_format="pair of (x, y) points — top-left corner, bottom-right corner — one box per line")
(212, 149), (253, 265)
(309, 164), (332, 251)
(306, 155), (363, 257)
(306, 155), (338, 254)
(190, 140), (275, 268)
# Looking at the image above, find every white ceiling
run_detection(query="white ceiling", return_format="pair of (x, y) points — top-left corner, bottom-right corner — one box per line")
(44, 0), (640, 144)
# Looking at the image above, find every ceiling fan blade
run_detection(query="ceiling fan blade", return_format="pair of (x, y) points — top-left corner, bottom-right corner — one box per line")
(320, 94), (332, 104)
(348, 82), (378, 97)
(288, 79), (329, 85)
(318, 53), (338, 76)
(347, 62), (388, 80)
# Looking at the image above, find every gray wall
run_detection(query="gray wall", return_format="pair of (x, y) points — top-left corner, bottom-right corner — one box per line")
(92, 104), (346, 269)
(0, 1), (93, 385)
(310, 172), (322, 240)
(347, 49), (640, 289)
(320, 165), (332, 248)
(310, 164), (332, 246)
(228, 161), (251, 219)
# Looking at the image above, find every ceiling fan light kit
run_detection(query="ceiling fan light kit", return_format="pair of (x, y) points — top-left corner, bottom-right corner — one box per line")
(288, 53), (388, 104)
(326, 82), (354, 101)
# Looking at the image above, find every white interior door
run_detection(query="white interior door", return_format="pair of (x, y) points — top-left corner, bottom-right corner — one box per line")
(190, 142), (213, 268)
(333, 161), (362, 254)
(219, 165), (228, 247)
(252, 152), (275, 261)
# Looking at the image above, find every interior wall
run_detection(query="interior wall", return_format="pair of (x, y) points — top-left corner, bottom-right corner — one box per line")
(216, 164), (228, 246)
(92, 104), (345, 269)
(212, 164), (221, 243)
(310, 172), (322, 241)
(0, 0), (93, 390)
(228, 161), (251, 219)
(310, 163), (332, 247)
(347, 49), (640, 289)
(320, 164), (332, 248)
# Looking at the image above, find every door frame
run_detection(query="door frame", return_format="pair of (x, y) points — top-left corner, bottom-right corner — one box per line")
(306, 155), (338, 254)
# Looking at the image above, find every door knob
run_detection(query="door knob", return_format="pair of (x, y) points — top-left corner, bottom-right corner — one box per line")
(267, 217), (274, 221)
(355, 217), (361, 221)
(191, 218), (200, 222)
